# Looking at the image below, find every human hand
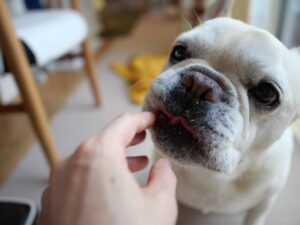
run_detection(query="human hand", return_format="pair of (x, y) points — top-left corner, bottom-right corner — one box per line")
(37, 112), (177, 225)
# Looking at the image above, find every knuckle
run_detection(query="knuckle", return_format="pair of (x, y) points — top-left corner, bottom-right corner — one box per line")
(74, 137), (97, 160)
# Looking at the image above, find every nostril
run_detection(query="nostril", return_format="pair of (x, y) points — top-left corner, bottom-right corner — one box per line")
(181, 75), (194, 89)
(202, 88), (218, 102)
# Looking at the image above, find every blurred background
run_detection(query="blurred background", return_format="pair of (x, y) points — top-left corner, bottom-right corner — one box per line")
(0, 0), (300, 224)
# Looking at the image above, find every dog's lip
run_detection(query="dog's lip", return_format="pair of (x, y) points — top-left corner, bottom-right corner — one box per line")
(155, 108), (198, 138)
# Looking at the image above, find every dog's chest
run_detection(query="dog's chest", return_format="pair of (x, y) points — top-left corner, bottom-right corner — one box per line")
(154, 128), (294, 214)
(174, 165), (274, 214)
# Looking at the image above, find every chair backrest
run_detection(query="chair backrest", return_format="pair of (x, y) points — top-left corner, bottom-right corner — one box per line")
(6, 0), (27, 15)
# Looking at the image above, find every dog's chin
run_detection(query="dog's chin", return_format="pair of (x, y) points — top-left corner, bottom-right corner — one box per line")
(150, 110), (240, 174)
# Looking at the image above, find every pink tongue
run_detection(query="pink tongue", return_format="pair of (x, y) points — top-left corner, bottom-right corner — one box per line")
(157, 109), (197, 138)
(170, 117), (181, 125)
(169, 116), (197, 138)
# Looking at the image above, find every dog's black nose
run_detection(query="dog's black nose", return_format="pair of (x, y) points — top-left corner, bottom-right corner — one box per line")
(181, 72), (222, 102)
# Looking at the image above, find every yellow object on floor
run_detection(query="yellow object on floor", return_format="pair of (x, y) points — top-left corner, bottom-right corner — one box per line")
(112, 53), (168, 104)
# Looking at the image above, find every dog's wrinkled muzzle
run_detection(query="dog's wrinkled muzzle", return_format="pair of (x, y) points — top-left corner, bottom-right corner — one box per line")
(181, 71), (223, 103)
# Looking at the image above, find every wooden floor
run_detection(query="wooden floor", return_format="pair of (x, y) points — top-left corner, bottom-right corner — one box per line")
(0, 69), (84, 184)
(0, 36), (112, 185)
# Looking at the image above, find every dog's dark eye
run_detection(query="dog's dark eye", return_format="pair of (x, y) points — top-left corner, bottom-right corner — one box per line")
(170, 44), (187, 62)
(249, 82), (280, 109)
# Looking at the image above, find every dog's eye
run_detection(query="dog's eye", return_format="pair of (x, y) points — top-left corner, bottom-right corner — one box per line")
(249, 82), (280, 109)
(170, 44), (187, 62)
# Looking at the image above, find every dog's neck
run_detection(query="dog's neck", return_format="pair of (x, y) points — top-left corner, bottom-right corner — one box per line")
(171, 127), (294, 182)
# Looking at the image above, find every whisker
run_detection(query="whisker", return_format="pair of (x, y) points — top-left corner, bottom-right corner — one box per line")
(193, 9), (203, 25)
(180, 14), (193, 30)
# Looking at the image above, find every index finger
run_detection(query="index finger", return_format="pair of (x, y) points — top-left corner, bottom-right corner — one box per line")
(101, 112), (155, 151)
(72, 112), (155, 162)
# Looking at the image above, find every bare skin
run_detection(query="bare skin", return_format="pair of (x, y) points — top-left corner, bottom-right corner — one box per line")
(37, 112), (178, 225)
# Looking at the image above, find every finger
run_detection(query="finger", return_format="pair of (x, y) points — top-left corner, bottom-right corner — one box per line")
(37, 187), (51, 225)
(127, 156), (149, 172)
(36, 213), (45, 225)
(72, 112), (155, 164)
(129, 131), (146, 146)
(101, 112), (155, 151)
(41, 186), (50, 207)
(145, 158), (177, 197)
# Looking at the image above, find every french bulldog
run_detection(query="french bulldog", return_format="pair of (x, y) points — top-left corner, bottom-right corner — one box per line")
(143, 0), (300, 224)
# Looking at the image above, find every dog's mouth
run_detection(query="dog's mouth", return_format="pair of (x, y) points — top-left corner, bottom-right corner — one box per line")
(156, 109), (197, 139)
(145, 65), (243, 173)
(152, 107), (202, 164)
(151, 103), (241, 172)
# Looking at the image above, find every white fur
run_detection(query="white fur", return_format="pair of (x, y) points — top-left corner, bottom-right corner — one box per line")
(144, 1), (300, 224)
(174, 128), (293, 215)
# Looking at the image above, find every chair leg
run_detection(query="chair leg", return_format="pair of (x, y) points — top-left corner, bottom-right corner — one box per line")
(82, 39), (101, 107)
(19, 82), (58, 167)
(0, 0), (58, 167)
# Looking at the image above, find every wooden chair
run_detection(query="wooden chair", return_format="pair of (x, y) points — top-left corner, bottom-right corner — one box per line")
(0, 0), (101, 167)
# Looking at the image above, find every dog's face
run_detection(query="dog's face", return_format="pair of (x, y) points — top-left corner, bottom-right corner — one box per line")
(144, 17), (300, 174)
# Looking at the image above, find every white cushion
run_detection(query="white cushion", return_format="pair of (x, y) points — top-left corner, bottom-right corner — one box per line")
(13, 9), (88, 66)
(0, 73), (19, 104)
(7, 0), (27, 16)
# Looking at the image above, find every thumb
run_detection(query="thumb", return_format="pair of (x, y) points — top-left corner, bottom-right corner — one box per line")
(146, 158), (177, 197)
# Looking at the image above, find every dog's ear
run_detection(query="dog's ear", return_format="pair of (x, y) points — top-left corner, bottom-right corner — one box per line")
(203, 0), (235, 21)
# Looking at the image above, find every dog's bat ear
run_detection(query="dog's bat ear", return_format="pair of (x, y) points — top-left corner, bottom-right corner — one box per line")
(203, 0), (235, 21)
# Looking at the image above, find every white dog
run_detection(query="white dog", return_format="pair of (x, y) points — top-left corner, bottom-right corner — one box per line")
(143, 1), (300, 224)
